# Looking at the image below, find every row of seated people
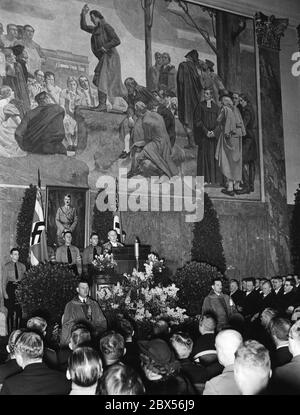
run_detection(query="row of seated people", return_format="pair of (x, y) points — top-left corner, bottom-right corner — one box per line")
(1, 283), (300, 395)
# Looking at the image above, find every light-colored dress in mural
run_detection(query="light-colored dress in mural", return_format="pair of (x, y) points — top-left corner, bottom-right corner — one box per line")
(0, 101), (27, 158)
(59, 89), (85, 147)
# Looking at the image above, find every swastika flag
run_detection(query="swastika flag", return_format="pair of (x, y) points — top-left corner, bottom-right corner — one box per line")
(30, 187), (49, 265)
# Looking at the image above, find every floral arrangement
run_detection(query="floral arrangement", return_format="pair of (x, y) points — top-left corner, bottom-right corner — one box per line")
(97, 254), (189, 333)
(92, 253), (117, 275)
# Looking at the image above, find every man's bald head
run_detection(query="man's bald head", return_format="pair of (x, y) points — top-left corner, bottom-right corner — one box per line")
(215, 329), (243, 367)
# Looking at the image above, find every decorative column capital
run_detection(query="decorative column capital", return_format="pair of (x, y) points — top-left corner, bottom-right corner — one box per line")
(255, 12), (289, 50)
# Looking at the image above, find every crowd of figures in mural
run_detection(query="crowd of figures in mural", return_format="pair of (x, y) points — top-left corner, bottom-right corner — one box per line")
(0, 3), (258, 195)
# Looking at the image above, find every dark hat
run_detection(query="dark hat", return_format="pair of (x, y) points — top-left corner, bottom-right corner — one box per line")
(184, 49), (199, 62)
(138, 338), (175, 365)
(205, 59), (215, 69)
(219, 89), (231, 99)
(11, 44), (24, 57)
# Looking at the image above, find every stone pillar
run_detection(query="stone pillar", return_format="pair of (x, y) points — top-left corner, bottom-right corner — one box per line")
(255, 12), (291, 275)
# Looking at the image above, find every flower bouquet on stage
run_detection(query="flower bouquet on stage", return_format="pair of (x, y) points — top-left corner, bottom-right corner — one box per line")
(91, 253), (118, 297)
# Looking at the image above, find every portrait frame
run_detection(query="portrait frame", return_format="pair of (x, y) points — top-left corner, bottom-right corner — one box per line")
(45, 185), (90, 251)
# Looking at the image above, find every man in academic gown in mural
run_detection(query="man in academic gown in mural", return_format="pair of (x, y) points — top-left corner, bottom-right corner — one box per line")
(80, 4), (127, 112)
(15, 91), (67, 155)
(177, 49), (203, 149)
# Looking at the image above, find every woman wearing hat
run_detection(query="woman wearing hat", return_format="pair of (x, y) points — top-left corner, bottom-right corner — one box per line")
(138, 338), (196, 394)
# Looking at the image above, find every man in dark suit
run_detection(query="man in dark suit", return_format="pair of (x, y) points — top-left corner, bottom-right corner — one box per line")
(269, 317), (292, 369)
(242, 278), (263, 321)
(271, 276), (284, 311)
(82, 232), (102, 284)
(2, 248), (26, 332)
(0, 329), (22, 386)
(0, 331), (70, 395)
(272, 320), (300, 394)
(260, 280), (277, 311)
(55, 230), (82, 276)
(229, 279), (245, 313)
(281, 277), (298, 315)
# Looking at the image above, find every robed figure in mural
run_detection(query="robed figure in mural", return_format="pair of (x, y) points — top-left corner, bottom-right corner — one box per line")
(80, 4), (126, 112)
(177, 49), (203, 149)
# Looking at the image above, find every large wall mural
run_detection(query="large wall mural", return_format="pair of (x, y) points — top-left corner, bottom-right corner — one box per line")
(0, 0), (261, 201)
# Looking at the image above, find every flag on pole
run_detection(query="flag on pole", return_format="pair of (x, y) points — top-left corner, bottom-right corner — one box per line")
(113, 177), (123, 242)
(30, 171), (49, 265)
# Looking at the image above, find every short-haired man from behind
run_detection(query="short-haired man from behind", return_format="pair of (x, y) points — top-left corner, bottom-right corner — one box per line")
(0, 329), (23, 388)
(67, 347), (103, 395)
(203, 329), (243, 395)
(234, 340), (271, 395)
(0, 331), (71, 395)
(269, 317), (292, 369)
(272, 320), (300, 394)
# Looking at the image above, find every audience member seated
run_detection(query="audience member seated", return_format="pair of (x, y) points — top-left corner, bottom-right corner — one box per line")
(67, 347), (103, 395)
(0, 329), (23, 388)
(97, 363), (145, 395)
(26, 316), (58, 370)
(99, 331), (125, 370)
(60, 279), (107, 346)
(291, 306), (300, 323)
(0, 331), (71, 395)
(261, 280), (277, 310)
(242, 278), (263, 323)
(272, 320), (300, 394)
(269, 317), (292, 369)
(57, 323), (92, 373)
(203, 329), (243, 395)
(234, 340), (271, 395)
(152, 319), (171, 343)
(170, 332), (207, 394)
(138, 338), (196, 395)
(281, 277), (298, 315)
(192, 313), (217, 366)
(102, 229), (124, 253)
(116, 318), (140, 374)
(271, 276), (284, 310)
(55, 230), (82, 276)
(229, 279), (245, 313)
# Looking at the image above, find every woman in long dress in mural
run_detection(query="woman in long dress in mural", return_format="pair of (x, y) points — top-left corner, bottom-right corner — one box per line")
(80, 3), (127, 112)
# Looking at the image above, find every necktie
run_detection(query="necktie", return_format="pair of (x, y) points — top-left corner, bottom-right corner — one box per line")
(14, 263), (19, 281)
(67, 246), (72, 264)
(93, 246), (97, 260)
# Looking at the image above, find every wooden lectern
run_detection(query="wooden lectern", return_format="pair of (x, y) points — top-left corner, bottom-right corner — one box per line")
(90, 245), (151, 301)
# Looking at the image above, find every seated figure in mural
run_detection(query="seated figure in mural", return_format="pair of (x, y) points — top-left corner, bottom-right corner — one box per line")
(194, 88), (222, 185)
(80, 4), (127, 112)
(59, 76), (85, 149)
(127, 101), (178, 180)
(27, 70), (45, 109)
(158, 52), (177, 96)
(0, 85), (26, 158)
(44, 72), (61, 105)
(177, 49), (203, 149)
(55, 194), (78, 247)
(78, 75), (99, 108)
(238, 93), (257, 194)
(118, 77), (154, 159)
(215, 92), (246, 196)
(15, 91), (67, 155)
